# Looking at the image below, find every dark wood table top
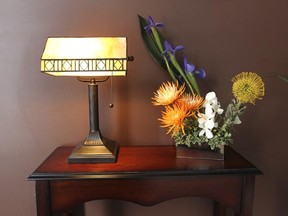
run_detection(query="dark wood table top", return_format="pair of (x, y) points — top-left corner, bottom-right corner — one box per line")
(28, 145), (262, 180)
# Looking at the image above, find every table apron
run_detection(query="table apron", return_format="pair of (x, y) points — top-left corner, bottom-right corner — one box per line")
(48, 175), (245, 214)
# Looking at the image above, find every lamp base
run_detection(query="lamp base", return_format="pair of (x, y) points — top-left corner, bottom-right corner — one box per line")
(68, 133), (118, 164)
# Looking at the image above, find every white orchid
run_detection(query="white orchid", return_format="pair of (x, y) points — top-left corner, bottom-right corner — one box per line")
(204, 91), (224, 115)
(198, 92), (224, 139)
(198, 114), (215, 139)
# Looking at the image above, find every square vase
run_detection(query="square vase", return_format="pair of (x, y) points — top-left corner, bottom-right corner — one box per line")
(176, 144), (224, 160)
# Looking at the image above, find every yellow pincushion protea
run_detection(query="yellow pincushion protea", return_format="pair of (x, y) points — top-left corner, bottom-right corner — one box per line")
(159, 104), (191, 137)
(152, 81), (185, 106)
(232, 72), (265, 104)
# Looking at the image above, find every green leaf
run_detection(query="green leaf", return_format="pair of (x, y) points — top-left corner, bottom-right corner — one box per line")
(138, 15), (166, 70)
(187, 73), (200, 95)
(278, 75), (288, 84)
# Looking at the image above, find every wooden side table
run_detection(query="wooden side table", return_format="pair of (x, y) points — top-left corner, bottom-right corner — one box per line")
(28, 145), (262, 216)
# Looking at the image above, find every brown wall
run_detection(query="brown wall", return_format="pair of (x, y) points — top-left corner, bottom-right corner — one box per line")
(1, 0), (287, 215)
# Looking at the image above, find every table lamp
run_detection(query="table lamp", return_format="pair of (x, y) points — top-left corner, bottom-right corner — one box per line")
(41, 37), (134, 163)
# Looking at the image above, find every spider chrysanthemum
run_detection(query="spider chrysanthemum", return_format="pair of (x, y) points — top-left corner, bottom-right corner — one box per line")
(232, 72), (265, 104)
(152, 81), (185, 106)
(159, 105), (191, 137)
(176, 93), (204, 114)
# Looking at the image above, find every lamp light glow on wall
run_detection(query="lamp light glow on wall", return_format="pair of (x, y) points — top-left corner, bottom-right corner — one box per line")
(41, 37), (134, 163)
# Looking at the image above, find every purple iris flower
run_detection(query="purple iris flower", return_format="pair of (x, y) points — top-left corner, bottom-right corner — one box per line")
(184, 56), (195, 73)
(194, 68), (206, 79)
(144, 16), (164, 33)
(183, 56), (206, 79)
(163, 41), (184, 56)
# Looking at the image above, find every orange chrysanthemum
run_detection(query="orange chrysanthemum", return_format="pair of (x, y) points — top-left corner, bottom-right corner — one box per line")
(176, 93), (204, 115)
(152, 81), (185, 106)
(159, 104), (191, 137)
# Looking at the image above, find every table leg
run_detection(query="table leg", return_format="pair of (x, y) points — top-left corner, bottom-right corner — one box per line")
(240, 175), (256, 216)
(36, 181), (51, 216)
(213, 201), (226, 216)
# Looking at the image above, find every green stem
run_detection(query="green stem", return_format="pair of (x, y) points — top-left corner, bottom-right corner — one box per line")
(150, 28), (177, 82)
(187, 73), (200, 95)
(169, 54), (194, 94)
(151, 27), (164, 53)
(164, 57), (177, 82)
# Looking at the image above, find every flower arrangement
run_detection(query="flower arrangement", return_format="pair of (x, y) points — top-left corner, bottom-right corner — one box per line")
(139, 15), (265, 151)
